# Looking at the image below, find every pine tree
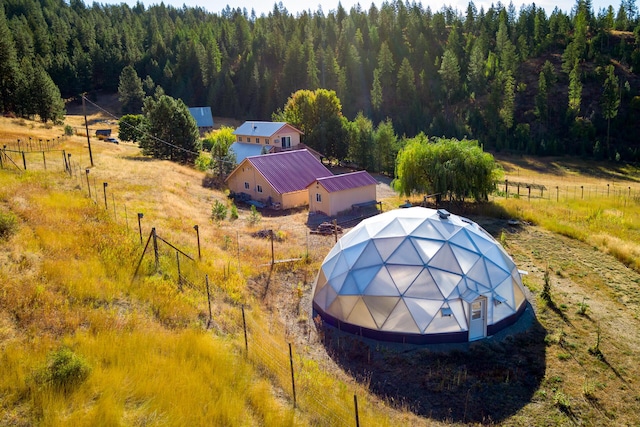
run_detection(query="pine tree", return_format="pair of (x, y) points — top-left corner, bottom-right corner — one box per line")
(568, 60), (582, 116)
(601, 64), (620, 153)
(0, 7), (20, 113)
(119, 65), (145, 114)
(32, 65), (65, 123)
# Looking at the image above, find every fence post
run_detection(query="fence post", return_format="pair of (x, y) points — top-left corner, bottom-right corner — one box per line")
(354, 395), (360, 427)
(289, 343), (297, 409)
(505, 179), (508, 199)
(176, 251), (182, 291)
(22, 152), (26, 170)
(85, 169), (91, 198)
(0, 147), (4, 169)
(270, 229), (275, 265)
(103, 182), (108, 210)
(42, 151), (46, 170)
(242, 305), (248, 357)
(205, 274), (212, 328)
(152, 227), (159, 272)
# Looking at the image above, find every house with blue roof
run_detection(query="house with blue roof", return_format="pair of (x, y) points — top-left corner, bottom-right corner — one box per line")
(232, 121), (303, 150)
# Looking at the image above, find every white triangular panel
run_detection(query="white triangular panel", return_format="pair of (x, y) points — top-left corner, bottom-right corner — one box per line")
(326, 295), (360, 320)
(404, 298), (443, 332)
(398, 217), (425, 235)
(346, 297), (378, 330)
(352, 241), (384, 269)
(412, 238), (444, 263)
(342, 240), (368, 268)
(363, 296), (401, 328)
(428, 243), (463, 274)
(494, 277), (515, 309)
(425, 312), (464, 333)
(513, 279), (526, 309)
(404, 270), (443, 299)
(316, 284), (339, 311)
(448, 228), (478, 252)
(450, 244), (481, 274)
(339, 275), (360, 295)
(411, 220), (444, 240)
(381, 300), (420, 333)
(327, 253), (350, 280)
(373, 237), (406, 262)
(363, 268), (400, 296)
(328, 271), (348, 292)
(430, 218), (458, 239)
(386, 239), (423, 265)
(352, 265), (382, 293)
(466, 258), (490, 286)
(485, 259), (511, 288)
(484, 245), (511, 271)
(449, 300), (468, 330)
(339, 225), (372, 249)
(374, 218), (407, 238)
(466, 229), (496, 254)
(429, 268), (463, 298)
(386, 265), (423, 294)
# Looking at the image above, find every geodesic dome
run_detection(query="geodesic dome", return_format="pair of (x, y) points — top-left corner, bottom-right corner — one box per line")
(312, 207), (527, 344)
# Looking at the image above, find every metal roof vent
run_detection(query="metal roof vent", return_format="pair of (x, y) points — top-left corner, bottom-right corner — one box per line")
(437, 209), (451, 219)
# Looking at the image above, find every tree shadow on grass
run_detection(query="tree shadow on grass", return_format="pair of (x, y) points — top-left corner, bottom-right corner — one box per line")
(319, 307), (547, 424)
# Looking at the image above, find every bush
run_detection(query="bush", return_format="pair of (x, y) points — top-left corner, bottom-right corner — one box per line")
(248, 205), (261, 225)
(0, 211), (18, 239)
(230, 203), (238, 220)
(36, 347), (91, 393)
(64, 124), (74, 136)
(195, 152), (212, 171)
(211, 199), (227, 221)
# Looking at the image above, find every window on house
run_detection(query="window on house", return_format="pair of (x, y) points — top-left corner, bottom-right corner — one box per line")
(238, 136), (243, 142)
(316, 193), (322, 202)
(282, 136), (291, 149)
(244, 182), (250, 190)
(247, 137), (251, 143)
(257, 185), (263, 193)
(265, 139), (270, 145)
(255, 138), (260, 144)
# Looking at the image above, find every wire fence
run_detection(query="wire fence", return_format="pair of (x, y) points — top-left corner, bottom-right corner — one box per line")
(500, 178), (640, 204)
(4, 142), (639, 425)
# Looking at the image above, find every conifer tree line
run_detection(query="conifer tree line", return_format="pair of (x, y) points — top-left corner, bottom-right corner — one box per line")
(1, 0), (640, 161)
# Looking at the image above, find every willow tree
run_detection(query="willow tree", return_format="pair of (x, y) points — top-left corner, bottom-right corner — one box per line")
(393, 135), (502, 202)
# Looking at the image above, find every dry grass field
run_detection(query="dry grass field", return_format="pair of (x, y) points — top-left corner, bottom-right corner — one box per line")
(1, 108), (640, 426)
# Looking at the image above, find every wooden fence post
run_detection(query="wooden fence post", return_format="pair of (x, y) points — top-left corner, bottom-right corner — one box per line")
(176, 251), (182, 291)
(354, 395), (360, 427)
(289, 343), (297, 409)
(242, 305), (248, 356)
(42, 151), (46, 170)
(152, 227), (159, 272)
(205, 275), (212, 328)
(22, 152), (26, 170)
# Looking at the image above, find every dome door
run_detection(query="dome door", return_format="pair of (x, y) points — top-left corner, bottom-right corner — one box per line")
(468, 297), (487, 341)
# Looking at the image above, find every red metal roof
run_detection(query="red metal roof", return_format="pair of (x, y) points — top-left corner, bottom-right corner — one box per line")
(313, 171), (378, 193)
(248, 149), (332, 194)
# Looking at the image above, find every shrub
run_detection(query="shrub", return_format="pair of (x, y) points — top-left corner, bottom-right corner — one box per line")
(64, 124), (74, 136)
(195, 152), (212, 171)
(211, 200), (227, 221)
(230, 203), (238, 220)
(248, 205), (261, 225)
(36, 347), (91, 393)
(0, 211), (18, 239)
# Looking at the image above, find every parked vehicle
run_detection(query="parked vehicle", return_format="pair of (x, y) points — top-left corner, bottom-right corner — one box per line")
(105, 137), (119, 144)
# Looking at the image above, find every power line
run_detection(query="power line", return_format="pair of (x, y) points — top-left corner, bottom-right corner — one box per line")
(81, 95), (200, 156)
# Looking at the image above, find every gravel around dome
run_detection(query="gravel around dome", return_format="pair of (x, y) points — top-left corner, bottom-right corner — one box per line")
(311, 207), (527, 344)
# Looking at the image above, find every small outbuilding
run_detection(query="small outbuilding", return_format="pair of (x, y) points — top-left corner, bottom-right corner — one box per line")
(308, 171), (378, 217)
(188, 107), (214, 135)
(312, 207), (528, 344)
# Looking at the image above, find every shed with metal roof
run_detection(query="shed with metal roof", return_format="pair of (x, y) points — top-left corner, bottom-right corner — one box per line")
(308, 171), (378, 216)
(232, 121), (303, 150)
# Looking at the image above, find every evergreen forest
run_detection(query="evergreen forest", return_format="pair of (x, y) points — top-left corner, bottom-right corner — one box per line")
(2, 0), (640, 161)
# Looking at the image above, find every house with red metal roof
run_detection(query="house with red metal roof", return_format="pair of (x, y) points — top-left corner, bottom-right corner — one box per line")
(225, 149), (333, 210)
(307, 171), (378, 216)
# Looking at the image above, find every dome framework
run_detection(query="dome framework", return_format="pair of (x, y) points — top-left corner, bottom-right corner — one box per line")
(312, 207), (527, 344)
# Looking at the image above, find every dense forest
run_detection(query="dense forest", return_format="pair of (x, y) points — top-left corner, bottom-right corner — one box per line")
(1, 0), (640, 160)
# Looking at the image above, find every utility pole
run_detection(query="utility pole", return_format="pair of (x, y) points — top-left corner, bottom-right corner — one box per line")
(82, 94), (94, 167)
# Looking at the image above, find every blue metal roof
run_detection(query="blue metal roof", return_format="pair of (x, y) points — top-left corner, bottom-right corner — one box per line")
(229, 142), (273, 164)
(233, 121), (301, 137)
(188, 107), (214, 128)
